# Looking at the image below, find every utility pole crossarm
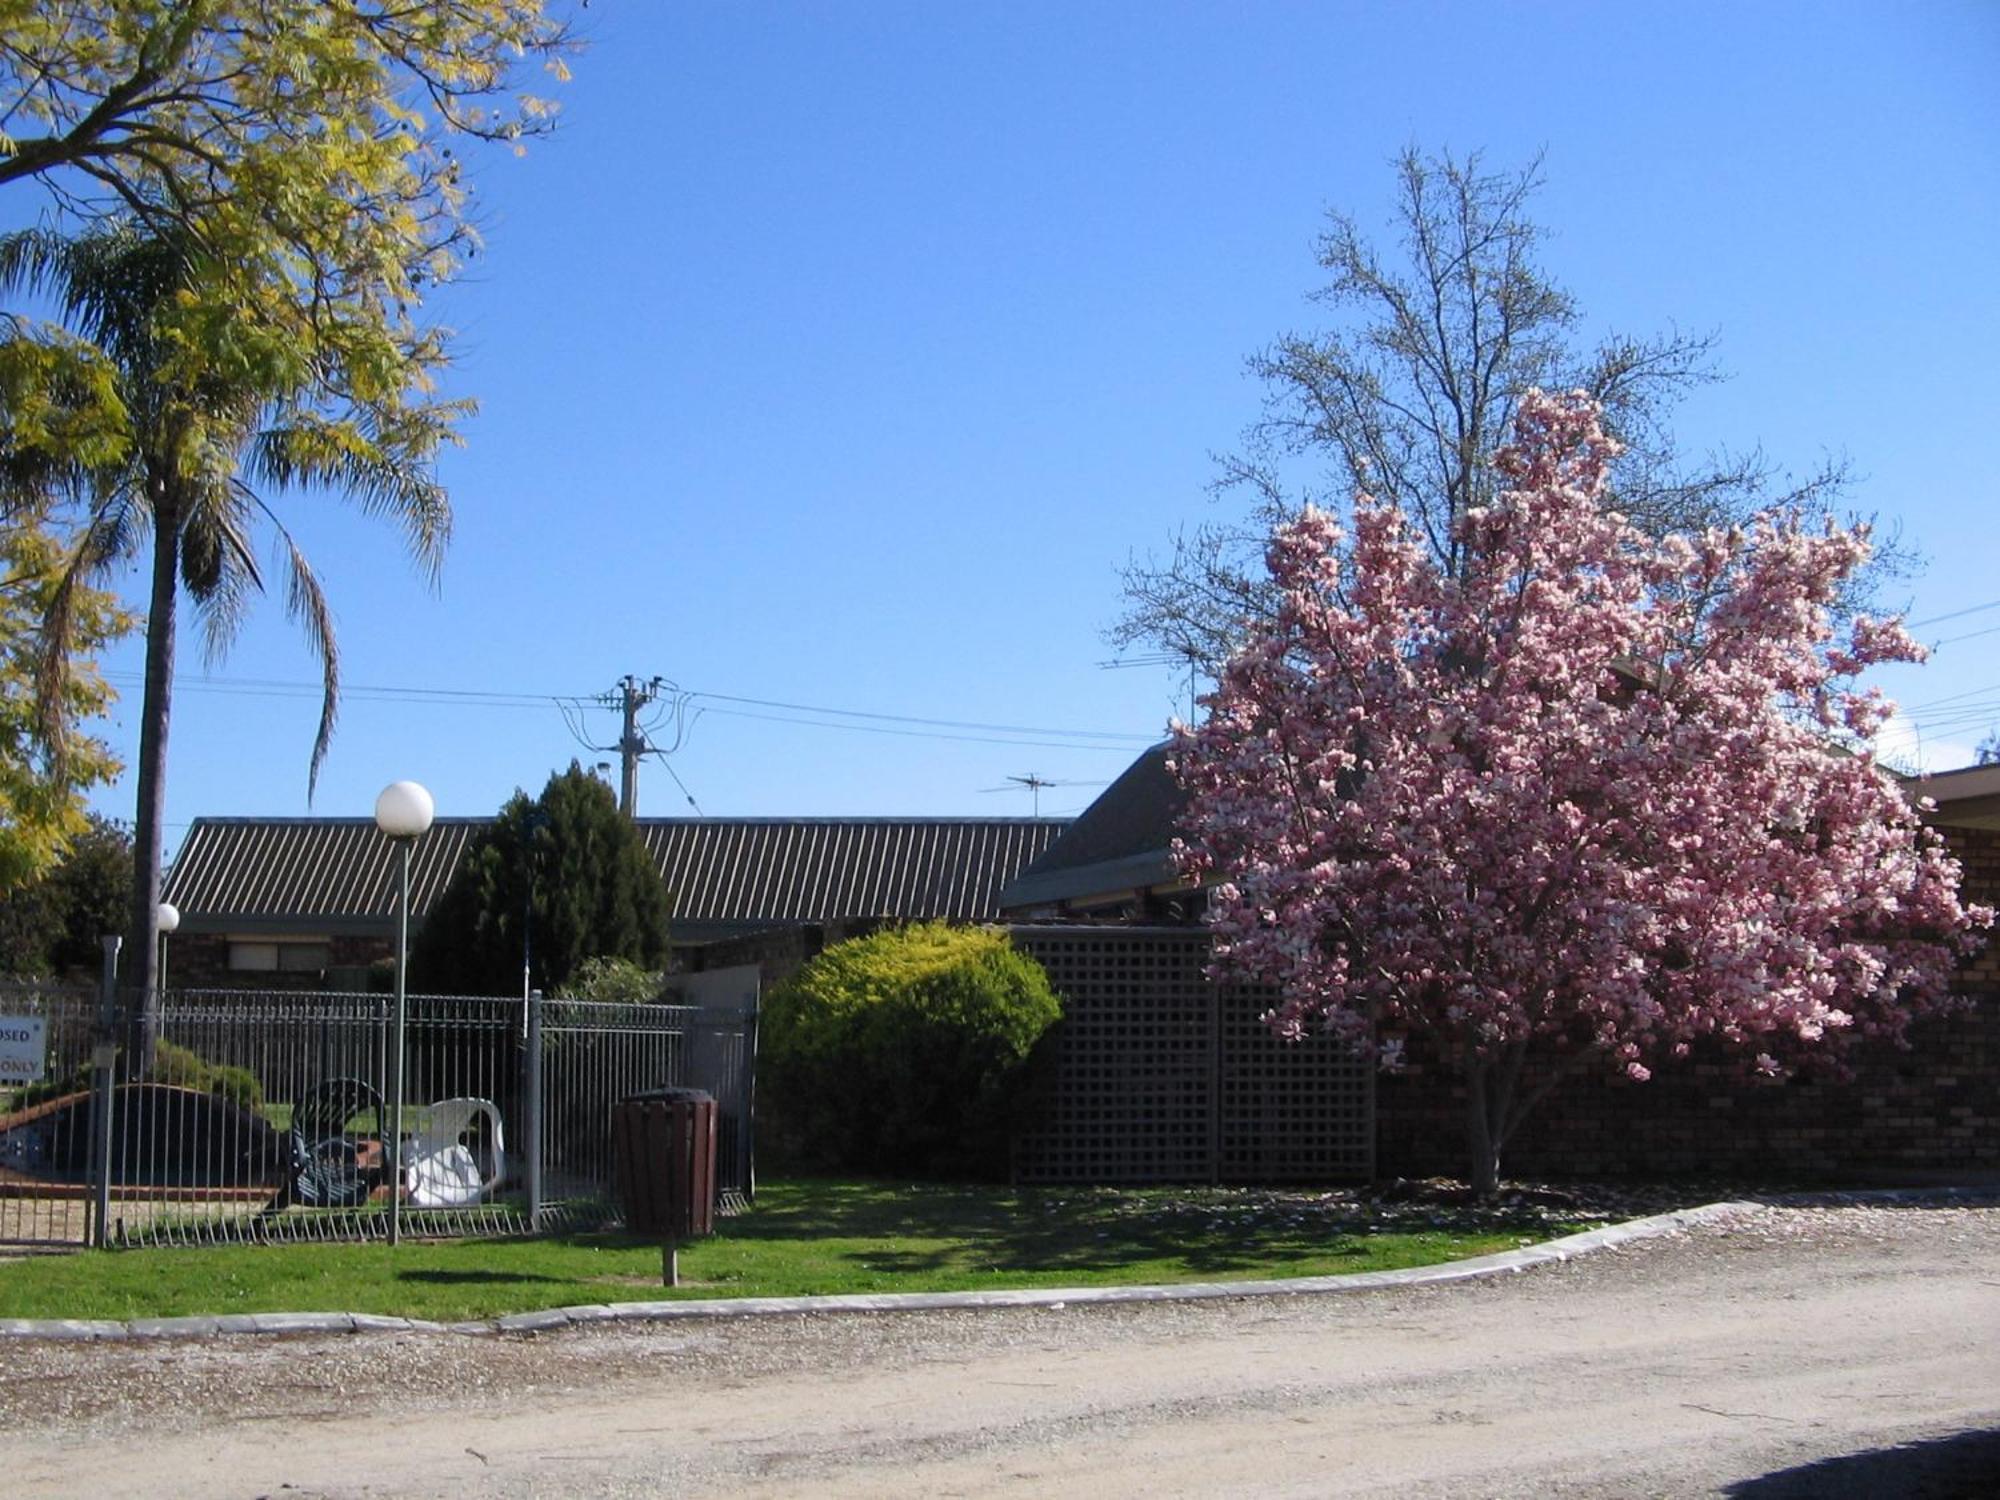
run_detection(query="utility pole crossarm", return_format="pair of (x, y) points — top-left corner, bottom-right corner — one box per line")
(616, 674), (661, 818)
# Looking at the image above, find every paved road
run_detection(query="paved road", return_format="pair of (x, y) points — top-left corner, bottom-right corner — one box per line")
(7, 1200), (1998, 1497)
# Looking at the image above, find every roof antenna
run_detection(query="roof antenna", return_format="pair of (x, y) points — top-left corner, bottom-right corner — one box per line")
(977, 772), (1056, 818)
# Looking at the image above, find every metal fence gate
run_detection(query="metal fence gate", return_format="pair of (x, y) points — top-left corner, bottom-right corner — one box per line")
(0, 978), (755, 1249)
(1010, 926), (1374, 1185)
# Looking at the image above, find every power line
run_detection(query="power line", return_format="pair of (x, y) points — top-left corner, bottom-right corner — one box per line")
(697, 703), (1144, 753)
(103, 672), (567, 710)
(685, 687), (1155, 745)
(1929, 623), (2000, 649)
(1908, 598), (2000, 629)
(1898, 679), (2000, 714)
(101, 670), (1156, 752)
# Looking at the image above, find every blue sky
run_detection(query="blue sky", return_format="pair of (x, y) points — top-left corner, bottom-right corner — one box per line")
(55, 1), (2000, 849)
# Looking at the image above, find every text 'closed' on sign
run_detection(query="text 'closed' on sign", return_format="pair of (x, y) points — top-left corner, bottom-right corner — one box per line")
(0, 1017), (48, 1083)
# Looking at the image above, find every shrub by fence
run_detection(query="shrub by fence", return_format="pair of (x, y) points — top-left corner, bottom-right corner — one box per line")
(760, 923), (1060, 1180)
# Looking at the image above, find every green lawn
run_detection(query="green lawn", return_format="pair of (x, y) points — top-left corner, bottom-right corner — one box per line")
(0, 1179), (1588, 1324)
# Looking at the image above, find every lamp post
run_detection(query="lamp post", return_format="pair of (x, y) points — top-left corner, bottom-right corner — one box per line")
(374, 780), (434, 1247)
(155, 902), (179, 1001)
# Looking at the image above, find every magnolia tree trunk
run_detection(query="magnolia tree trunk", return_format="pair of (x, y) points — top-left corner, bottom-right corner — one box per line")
(1463, 1041), (1549, 1199)
(1462, 1039), (1583, 1198)
(1464, 1059), (1504, 1199)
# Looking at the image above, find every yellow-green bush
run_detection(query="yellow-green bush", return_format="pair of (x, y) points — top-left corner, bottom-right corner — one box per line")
(19, 1036), (264, 1113)
(147, 1038), (265, 1113)
(761, 923), (1061, 1179)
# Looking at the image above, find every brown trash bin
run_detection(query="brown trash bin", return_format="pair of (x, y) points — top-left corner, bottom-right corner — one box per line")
(610, 1088), (718, 1248)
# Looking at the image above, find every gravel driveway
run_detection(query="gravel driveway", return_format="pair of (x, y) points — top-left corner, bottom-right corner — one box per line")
(6, 1196), (1998, 1497)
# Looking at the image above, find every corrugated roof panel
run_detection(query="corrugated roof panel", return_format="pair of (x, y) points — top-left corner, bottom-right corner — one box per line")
(164, 816), (1070, 933)
(899, 821), (933, 915)
(769, 825), (796, 916)
(832, 823), (870, 916)
(851, 821), (889, 914)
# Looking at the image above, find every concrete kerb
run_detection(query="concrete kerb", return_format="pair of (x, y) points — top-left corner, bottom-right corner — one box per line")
(0, 1198), (1765, 1343)
(5, 1186), (1990, 1344)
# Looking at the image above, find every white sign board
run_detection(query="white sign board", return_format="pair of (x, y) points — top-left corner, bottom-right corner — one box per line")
(0, 1016), (47, 1084)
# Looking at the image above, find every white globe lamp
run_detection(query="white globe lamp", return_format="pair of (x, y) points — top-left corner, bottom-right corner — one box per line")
(155, 901), (181, 1000)
(374, 779), (434, 1246)
(374, 780), (435, 840)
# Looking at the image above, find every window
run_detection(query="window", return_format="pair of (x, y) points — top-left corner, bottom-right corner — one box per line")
(228, 939), (332, 974)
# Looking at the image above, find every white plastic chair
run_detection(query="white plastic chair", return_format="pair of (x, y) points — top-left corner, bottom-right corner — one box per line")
(402, 1096), (506, 1207)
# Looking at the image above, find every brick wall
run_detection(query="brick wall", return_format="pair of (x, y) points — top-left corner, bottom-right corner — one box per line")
(169, 932), (392, 990)
(1376, 826), (2000, 1181)
(172, 918), (886, 997)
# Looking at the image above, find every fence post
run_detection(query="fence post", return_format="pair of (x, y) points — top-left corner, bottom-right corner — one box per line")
(742, 1008), (758, 1203)
(524, 988), (543, 1232)
(89, 935), (120, 1249)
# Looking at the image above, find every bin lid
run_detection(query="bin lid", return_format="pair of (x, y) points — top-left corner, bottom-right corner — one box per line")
(620, 1086), (715, 1105)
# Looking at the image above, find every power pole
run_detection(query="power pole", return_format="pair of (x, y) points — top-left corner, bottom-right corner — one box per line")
(569, 674), (699, 819)
(616, 675), (661, 817)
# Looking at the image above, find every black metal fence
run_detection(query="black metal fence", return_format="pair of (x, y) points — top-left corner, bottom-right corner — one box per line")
(0, 977), (756, 1249)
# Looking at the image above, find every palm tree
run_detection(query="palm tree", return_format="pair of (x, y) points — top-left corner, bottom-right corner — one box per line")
(0, 221), (454, 1067)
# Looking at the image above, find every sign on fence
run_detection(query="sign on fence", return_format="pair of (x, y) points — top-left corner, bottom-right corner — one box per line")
(0, 1016), (47, 1084)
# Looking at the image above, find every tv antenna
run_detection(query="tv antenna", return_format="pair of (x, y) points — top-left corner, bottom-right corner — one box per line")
(977, 772), (1089, 819)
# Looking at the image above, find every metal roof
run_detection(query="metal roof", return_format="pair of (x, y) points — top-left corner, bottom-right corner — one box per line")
(163, 816), (1071, 938)
(999, 744), (1188, 912)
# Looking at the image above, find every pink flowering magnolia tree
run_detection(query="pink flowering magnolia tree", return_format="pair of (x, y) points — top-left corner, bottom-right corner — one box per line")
(1170, 389), (1991, 1197)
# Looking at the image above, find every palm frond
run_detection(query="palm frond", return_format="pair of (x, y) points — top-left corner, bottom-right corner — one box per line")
(0, 228), (75, 302)
(0, 225), (194, 379)
(29, 493), (139, 766)
(269, 516), (340, 803)
(184, 479), (265, 665)
(248, 410), (454, 582)
(9, 217), (457, 806)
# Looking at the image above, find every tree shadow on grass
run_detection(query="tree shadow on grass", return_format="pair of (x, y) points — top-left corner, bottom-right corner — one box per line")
(855, 1233), (1386, 1278)
(1723, 1427), (2000, 1498)
(708, 1181), (1561, 1278)
(396, 1269), (568, 1286)
(717, 1181), (1010, 1241)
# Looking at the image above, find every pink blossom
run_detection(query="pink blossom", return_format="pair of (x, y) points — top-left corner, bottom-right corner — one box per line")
(1170, 389), (1992, 1191)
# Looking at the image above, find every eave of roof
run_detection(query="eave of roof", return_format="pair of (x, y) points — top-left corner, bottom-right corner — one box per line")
(1903, 761), (2000, 831)
(999, 850), (1186, 912)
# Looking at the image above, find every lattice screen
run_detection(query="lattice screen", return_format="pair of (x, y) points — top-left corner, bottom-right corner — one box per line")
(1012, 926), (1373, 1185)
(1217, 981), (1374, 1183)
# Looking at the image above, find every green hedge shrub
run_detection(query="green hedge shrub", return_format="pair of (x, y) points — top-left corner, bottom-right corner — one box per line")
(17, 1037), (265, 1113)
(147, 1038), (266, 1113)
(761, 923), (1061, 1179)
(554, 955), (665, 1003)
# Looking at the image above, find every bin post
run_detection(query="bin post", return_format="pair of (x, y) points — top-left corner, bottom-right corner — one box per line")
(610, 1089), (718, 1287)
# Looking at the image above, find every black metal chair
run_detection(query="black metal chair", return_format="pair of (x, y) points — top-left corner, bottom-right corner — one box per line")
(265, 1076), (382, 1212)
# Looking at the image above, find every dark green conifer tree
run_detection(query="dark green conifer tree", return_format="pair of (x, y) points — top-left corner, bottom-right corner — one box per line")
(410, 764), (669, 995)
